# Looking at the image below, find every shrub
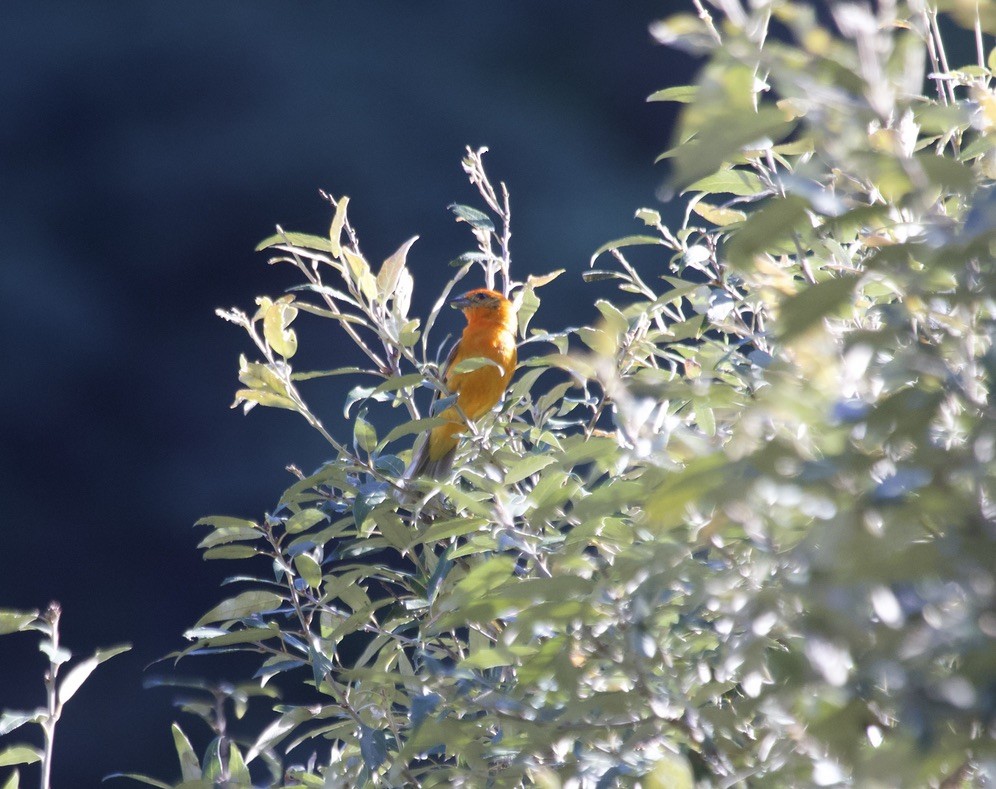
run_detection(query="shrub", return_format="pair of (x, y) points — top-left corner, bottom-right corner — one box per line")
(6, 1), (996, 786)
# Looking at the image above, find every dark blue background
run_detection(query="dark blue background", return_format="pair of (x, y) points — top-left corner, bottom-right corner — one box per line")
(0, 3), (687, 783)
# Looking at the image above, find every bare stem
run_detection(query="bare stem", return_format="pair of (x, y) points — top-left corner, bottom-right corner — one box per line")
(40, 602), (62, 789)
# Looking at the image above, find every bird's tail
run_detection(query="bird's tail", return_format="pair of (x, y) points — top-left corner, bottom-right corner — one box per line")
(404, 435), (456, 480)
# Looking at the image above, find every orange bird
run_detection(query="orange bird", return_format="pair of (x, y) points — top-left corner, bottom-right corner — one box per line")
(407, 288), (517, 479)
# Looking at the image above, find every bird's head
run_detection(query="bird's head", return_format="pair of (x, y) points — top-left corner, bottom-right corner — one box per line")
(450, 288), (515, 325)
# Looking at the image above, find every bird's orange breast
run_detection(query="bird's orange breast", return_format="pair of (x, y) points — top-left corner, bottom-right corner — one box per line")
(447, 322), (517, 419)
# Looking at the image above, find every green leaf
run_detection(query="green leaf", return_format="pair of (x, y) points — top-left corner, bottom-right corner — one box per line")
(377, 236), (418, 297)
(691, 201), (746, 226)
(917, 152), (976, 194)
(182, 626), (279, 652)
(57, 643), (130, 706)
(448, 203), (495, 231)
(0, 610), (38, 636)
(504, 454), (557, 486)
(694, 400), (716, 437)
(290, 366), (368, 382)
(354, 411), (378, 454)
(171, 722), (202, 781)
(360, 725), (388, 770)
(232, 388), (297, 412)
(647, 85), (698, 103)
(442, 556), (516, 610)
(779, 275), (859, 339)
(255, 231), (335, 253)
(685, 168), (766, 196)
(245, 707), (313, 765)
(0, 710), (46, 738)
(645, 753), (695, 789)
(293, 554), (323, 588)
(726, 195), (810, 268)
(645, 454), (729, 528)
(202, 545), (259, 560)
(590, 235), (665, 266)
(379, 416), (449, 448)
(194, 515), (258, 530)
(0, 745), (41, 768)
(101, 774), (171, 789)
(667, 107), (795, 190)
(329, 195), (349, 257)
(195, 591), (284, 627)
(285, 508), (326, 534)
(197, 525), (260, 549)
(370, 372), (424, 396)
(262, 299), (299, 359)
(418, 516), (488, 545)
(449, 356), (505, 375)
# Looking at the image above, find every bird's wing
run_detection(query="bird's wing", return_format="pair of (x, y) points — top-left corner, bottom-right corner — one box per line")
(403, 339), (461, 480)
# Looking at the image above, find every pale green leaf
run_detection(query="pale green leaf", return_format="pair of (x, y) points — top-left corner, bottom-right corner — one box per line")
(255, 231), (335, 253)
(647, 85), (698, 103)
(329, 195), (349, 258)
(0, 745), (41, 768)
(293, 554), (323, 588)
(685, 168), (766, 196)
(0, 611), (38, 636)
(285, 508), (326, 534)
(58, 643), (130, 706)
(692, 201), (747, 226)
(590, 235), (665, 266)
(172, 722), (202, 781)
(195, 591), (284, 627)
(378, 236), (418, 297)
(504, 454), (557, 486)
(779, 275), (859, 339)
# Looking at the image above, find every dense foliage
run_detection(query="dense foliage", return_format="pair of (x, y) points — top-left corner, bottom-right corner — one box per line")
(4, 1), (996, 786)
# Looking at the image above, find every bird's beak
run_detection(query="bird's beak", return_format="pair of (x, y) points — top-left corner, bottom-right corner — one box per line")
(449, 294), (473, 310)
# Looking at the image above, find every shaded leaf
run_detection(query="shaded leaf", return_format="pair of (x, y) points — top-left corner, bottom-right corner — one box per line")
(360, 725), (388, 770)
(448, 203), (495, 231)
(779, 275), (859, 339)
(726, 195), (810, 268)
(590, 235), (665, 266)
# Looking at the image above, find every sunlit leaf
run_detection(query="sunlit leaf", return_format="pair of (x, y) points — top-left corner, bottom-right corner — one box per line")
(195, 591), (284, 627)
(58, 643), (130, 705)
(590, 235), (665, 266)
(255, 231), (335, 253)
(293, 554), (323, 588)
(685, 168), (766, 196)
(329, 195), (349, 258)
(0, 710), (46, 738)
(0, 745), (41, 768)
(171, 722), (201, 781)
(647, 85), (698, 103)
(0, 611), (38, 636)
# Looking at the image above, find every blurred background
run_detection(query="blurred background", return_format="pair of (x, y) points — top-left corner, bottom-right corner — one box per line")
(0, 3), (690, 783)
